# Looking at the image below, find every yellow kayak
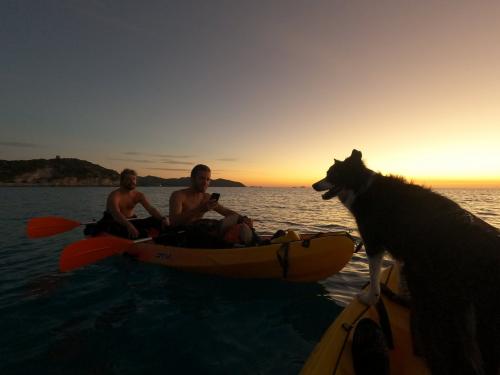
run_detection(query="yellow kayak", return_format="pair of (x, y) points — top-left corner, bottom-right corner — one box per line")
(300, 264), (430, 374)
(127, 232), (355, 282)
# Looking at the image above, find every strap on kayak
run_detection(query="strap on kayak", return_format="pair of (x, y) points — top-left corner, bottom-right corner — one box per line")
(380, 282), (410, 308)
(276, 242), (290, 279)
(341, 231), (364, 253)
(373, 278), (412, 351)
(375, 297), (394, 350)
(379, 280), (421, 356)
(339, 231), (363, 252)
(354, 241), (364, 253)
(301, 232), (323, 248)
(344, 231), (354, 241)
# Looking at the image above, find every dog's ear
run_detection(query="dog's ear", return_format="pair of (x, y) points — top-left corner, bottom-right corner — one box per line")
(351, 149), (362, 160)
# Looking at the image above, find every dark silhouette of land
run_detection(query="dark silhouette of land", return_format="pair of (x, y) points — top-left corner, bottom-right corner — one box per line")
(0, 158), (245, 187)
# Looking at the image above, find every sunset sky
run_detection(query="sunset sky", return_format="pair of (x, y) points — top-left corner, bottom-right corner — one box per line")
(1, 1), (499, 187)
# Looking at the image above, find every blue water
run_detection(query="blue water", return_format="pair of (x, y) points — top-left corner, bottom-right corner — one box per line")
(1, 187), (499, 374)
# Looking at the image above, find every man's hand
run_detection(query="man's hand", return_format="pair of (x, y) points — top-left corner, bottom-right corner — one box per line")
(127, 223), (140, 239)
(161, 216), (170, 229)
(240, 216), (254, 228)
(201, 199), (218, 212)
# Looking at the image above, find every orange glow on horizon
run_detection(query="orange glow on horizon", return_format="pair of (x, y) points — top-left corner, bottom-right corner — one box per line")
(213, 175), (500, 189)
(413, 178), (500, 189)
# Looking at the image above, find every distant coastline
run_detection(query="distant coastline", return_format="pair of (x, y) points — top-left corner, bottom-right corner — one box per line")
(0, 157), (245, 187)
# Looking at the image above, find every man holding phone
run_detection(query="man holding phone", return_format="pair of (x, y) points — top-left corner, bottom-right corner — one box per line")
(168, 164), (254, 247)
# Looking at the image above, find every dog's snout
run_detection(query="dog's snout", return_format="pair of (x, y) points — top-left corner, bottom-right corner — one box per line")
(313, 178), (333, 191)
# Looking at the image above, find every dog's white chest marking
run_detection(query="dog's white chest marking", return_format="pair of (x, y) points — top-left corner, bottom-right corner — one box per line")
(339, 189), (356, 209)
(339, 173), (376, 210)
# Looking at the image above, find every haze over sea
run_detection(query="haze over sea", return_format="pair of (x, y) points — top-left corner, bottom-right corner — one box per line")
(1, 187), (499, 374)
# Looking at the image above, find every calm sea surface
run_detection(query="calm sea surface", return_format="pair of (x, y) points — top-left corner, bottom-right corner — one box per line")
(1, 187), (499, 374)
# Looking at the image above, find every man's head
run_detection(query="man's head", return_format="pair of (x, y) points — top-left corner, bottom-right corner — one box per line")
(190, 164), (211, 192)
(120, 168), (137, 191)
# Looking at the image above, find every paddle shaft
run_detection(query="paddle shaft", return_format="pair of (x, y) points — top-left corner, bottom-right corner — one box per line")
(132, 237), (153, 244)
(27, 216), (153, 239)
(83, 217), (142, 225)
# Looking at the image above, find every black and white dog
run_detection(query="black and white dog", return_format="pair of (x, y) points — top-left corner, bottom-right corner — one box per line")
(313, 149), (499, 375)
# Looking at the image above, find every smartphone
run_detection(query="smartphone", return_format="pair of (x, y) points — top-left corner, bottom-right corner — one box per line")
(210, 192), (220, 202)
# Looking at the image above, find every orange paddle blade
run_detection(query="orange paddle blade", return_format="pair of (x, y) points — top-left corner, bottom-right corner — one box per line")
(27, 216), (82, 238)
(60, 236), (134, 272)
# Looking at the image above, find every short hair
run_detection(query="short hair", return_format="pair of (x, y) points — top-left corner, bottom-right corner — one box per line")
(120, 168), (137, 182)
(190, 164), (211, 179)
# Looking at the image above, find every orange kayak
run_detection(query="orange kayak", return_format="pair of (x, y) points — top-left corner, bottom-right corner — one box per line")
(126, 232), (355, 282)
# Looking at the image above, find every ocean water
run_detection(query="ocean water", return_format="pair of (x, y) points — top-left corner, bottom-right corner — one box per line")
(0, 187), (498, 374)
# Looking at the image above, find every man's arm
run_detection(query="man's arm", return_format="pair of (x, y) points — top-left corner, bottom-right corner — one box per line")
(213, 204), (238, 217)
(214, 205), (253, 228)
(138, 193), (169, 226)
(107, 192), (140, 238)
(169, 191), (207, 226)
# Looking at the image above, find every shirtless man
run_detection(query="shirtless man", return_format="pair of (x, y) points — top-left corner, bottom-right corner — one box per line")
(99, 169), (169, 238)
(169, 164), (253, 246)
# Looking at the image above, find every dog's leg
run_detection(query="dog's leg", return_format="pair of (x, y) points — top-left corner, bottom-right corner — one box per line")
(357, 251), (383, 306)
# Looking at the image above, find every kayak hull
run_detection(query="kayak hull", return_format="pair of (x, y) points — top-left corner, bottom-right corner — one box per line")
(126, 232), (354, 282)
(300, 264), (430, 374)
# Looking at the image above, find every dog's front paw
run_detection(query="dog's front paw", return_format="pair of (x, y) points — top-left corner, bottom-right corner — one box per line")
(357, 290), (380, 306)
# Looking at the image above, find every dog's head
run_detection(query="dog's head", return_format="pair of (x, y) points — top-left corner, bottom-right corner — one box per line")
(312, 149), (369, 200)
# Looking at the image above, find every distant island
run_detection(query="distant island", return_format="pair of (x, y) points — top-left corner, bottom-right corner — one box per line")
(0, 157), (246, 187)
